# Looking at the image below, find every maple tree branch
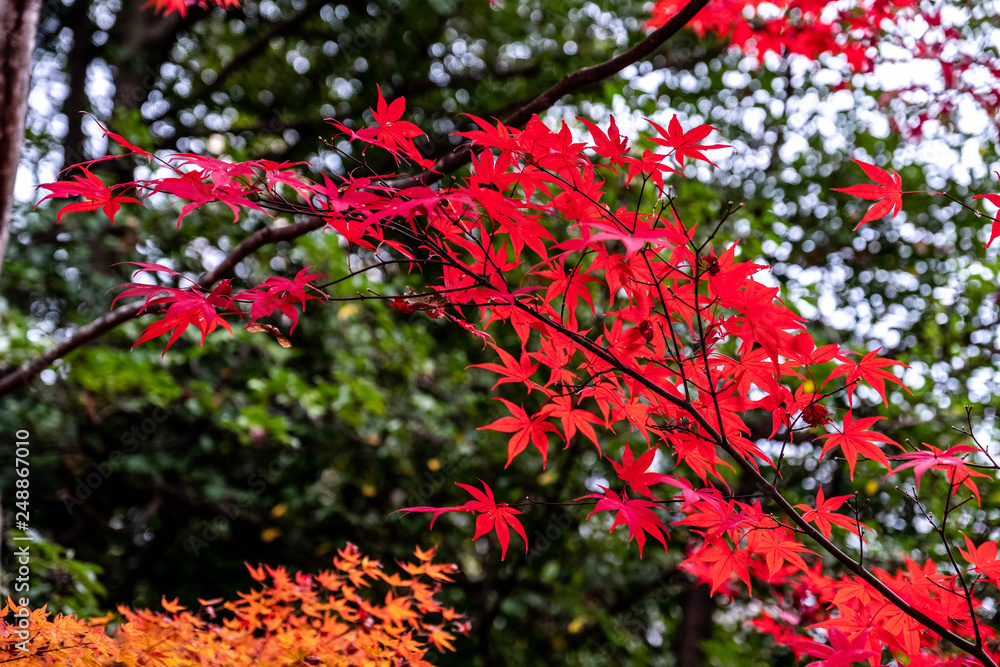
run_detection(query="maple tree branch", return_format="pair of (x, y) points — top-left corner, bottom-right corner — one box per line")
(902, 478), (985, 650)
(0, 216), (326, 397)
(962, 405), (1000, 469)
(850, 497), (866, 567)
(940, 480), (984, 649)
(690, 246), (731, 452)
(386, 0), (713, 187)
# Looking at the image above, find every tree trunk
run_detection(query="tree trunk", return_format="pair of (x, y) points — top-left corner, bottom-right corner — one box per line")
(674, 580), (715, 667)
(59, 0), (97, 172)
(0, 0), (43, 283)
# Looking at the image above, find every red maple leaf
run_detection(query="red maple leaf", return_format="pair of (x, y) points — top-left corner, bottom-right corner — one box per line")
(693, 541), (753, 595)
(794, 486), (867, 540)
(823, 347), (909, 407)
(815, 412), (899, 479)
(830, 159), (903, 230)
(36, 168), (142, 225)
(478, 398), (561, 468)
(782, 330), (839, 367)
(609, 445), (672, 499)
(645, 115), (729, 168)
(110, 265), (238, 355)
(331, 86), (429, 166)
(959, 535), (1000, 586)
(577, 487), (668, 557)
(470, 343), (544, 394)
(144, 167), (265, 228)
(579, 116), (630, 165)
(887, 443), (989, 504)
(538, 395), (604, 452)
(398, 480), (527, 560)
(236, 267), (327, 333)
(747, 528), (814, 580)
(371, 86), (425, 154)
(131, 299), (235, 356)
(795, 628), (877, 667)
(254, 267), (327, 307)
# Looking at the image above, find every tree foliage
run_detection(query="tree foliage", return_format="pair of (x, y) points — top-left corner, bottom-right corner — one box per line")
(1, 544), (464, 666)
(5, 0), (1000, 666)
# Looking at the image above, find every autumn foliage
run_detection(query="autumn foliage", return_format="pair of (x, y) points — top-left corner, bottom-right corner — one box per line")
(648, 0), (1000, 139)
(36, 82), (1000, 665)
(0, 545), (465, 666)
(21, 0), (1000, 666)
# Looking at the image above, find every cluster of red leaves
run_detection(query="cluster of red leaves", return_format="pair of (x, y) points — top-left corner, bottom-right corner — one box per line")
(143, 0), (240, 17)
(36, 134), (329, 351)
(648, 0), (1000, 138)
(648, 0), (912, 72)
(37, 123), (314, 229)
(105, 262), (325, 354)
(38, 89), (1000, 666)
(752, 556), (999, 666)
(0, 544), (466, 666)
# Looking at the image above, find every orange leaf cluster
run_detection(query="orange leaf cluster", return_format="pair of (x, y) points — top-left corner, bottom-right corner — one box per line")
(0, 544), (465, 667)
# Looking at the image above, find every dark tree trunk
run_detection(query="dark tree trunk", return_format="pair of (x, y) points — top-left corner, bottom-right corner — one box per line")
(674, 580), (715, 667)
(107, 5), (185, 116)
(59, 0), (97, 172)
(0, 0), (43, 283)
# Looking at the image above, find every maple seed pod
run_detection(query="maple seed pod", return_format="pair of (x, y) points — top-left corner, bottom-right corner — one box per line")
(801, 404), (831, 428)
(390, 297), (420, 314)
(637, 320), (654, 342)
(703, 256), (721, 276)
